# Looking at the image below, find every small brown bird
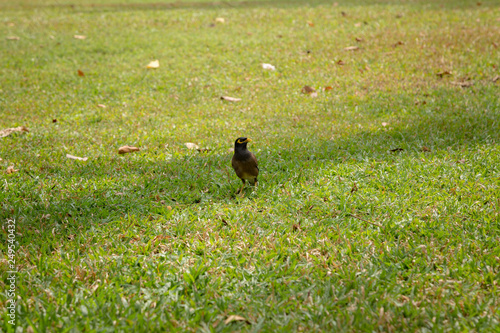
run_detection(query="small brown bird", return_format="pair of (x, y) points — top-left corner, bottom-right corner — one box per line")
(231, 137), (259, 197)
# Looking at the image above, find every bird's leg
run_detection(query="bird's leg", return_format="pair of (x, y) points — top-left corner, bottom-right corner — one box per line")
(237, 179), (246, 197)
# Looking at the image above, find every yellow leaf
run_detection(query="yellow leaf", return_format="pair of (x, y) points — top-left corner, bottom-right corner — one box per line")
(220, 96), (241, 102)
(146, 60), (160, 69)
(74, 35), (87, 39)
(66, 154), (88, 161)
(185, 143), (199, 150)
(118, 146), (140, 154)
(6, 166), (18, 174)
(0, 126), (29, 138)
(224, 315), (248, 325)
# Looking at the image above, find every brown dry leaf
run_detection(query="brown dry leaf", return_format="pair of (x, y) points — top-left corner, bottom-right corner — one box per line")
(324, 86), (333, 91)
(6, 36), (20, 41)
(341, 11), (347, 17)
(118, 146), (140, 154)
(337, 59), (345, 65)
(452, 81), (473, 87)
(0, 126), (29, 138)
(73, 35), (86, 40)
(393, 41), (404, 47)
(66, 154), (88, 161)
(436, 71), (452, 78)
(301, 85), (316, 94)
(354, 22), (362, 27)
(52, 119), (57, 123)
(97, 104), (106, 108)
(351, 182), (358, 193)
(457, 159), (466, 164)
(307, 21), (314, 27)
(26, 326), (34, 333)
(422, 146), (431, 152)
(185, 142), (199, 150)
(224, 315), (249, 325)
(215, 17), (225, 23)
(355, 37), (363, 42)
(292, 223), (301, 232)
(344, 46), (359, 51)
(492, 75), (499, 82)
(146, 60), (160, 69)
(77, 70), (85, 77)
(6, 166), (18, 174)
(221, 96), (241, 102)
(390, 148), (404, 152)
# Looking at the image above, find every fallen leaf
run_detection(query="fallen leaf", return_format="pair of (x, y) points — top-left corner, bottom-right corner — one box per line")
(310, 92), (318, 98)
(185, 142), (199, 150)
(393, 41), (404, 47)
(6, 36), (20, 40)
(292, 223), (301, 232)
(351, 182), (358, 193)
(344, 46), (359, 51)
(337, 59), (345, 65)
(324, 86), (333, 91)
(6, 166), (18, 174)
(457, 159), (466, 164)
(390, 148), (404, 152)
(354, 22), (362, 27)
(97, 104), (106, 108)
(66, 154), (88, 161)
(381, 122), (388, 127)
(492, 75), (499, 82)
(0, 126), (29, 138)
(224, 315), (249, 325)
(307, 21), (314, 27)
(73, 35), (86, 40)
(436, 71), (452, 78)
(146, 60), (160, 69)
(452, 81), (473, 87)
(301, 85), (316, 94)
(355, 37), (363, 42)
(77, 70), (85, 77)
(52, 119), (57, 123)
(262, 63), (276, 70)
(421, 146), (431, 152)
(215, 17), (225, 23)
(341, 11), (347, 17)
(396, 13), (404, 18)
(220, 96), (241, 102)
(118, 146), (140, 154)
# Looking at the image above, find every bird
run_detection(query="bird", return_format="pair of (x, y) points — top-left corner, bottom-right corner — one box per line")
(231, 137), (259, 197)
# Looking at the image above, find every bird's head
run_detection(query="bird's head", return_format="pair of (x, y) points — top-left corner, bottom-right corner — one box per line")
(234, 137), (252, 149)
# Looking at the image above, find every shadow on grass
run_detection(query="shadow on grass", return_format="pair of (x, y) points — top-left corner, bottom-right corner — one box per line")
(1, 85), (498, 249)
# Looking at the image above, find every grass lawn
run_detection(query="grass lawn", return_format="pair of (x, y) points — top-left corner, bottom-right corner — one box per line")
(1, 0), (499, 331)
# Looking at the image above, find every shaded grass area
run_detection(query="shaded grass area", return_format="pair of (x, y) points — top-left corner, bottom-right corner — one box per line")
(1, 0), (499, 331)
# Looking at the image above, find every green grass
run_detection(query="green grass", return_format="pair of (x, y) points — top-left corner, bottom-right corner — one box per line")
(1, 0), (499, 331)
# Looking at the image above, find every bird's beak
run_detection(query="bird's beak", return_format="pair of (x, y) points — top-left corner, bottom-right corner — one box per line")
(245, 138), (252, 143)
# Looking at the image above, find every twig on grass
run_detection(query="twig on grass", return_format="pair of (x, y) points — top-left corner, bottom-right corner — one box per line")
(348, 214), (384, 228)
